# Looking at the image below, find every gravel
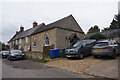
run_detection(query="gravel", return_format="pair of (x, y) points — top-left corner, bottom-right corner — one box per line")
(45, 56), (103, 74)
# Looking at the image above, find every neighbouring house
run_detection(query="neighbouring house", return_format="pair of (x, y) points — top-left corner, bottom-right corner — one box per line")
(8, 15), (84, 58)
(8, 22), (45, 51)
(84, 29), (120, 43)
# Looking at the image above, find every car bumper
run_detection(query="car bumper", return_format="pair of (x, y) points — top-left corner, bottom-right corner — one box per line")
(11, 55), (25, 60)
(65, 52), (79, 58)
(2, 55), (8, 58)
(92, 52), (112, 56)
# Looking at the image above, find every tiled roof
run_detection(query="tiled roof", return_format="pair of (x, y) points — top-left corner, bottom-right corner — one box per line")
(32, 15), (84, 35)
(10, 23), (45, 41)
(84, 29), (120, 39)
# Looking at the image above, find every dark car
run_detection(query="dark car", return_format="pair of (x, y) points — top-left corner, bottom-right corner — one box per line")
(92, 39), (120, 59)
(7, 50), (25, 61)
(65, 40), (96, 59)
(0, 51), (9, 58)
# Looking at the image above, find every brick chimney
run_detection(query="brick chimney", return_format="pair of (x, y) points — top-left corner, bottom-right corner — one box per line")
(16, 31), (19, 34)
(33, 21), (38, 27)
(20, 25), (24, 32)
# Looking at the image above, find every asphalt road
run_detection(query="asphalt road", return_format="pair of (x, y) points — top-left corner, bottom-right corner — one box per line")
(2, 58), (94, 78)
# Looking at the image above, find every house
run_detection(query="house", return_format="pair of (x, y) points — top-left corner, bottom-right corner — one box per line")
(84, 29), (120, 43)
(8, 15), (84, 58)
(30, 15), (84, 52)
(8, 22), (45, 51)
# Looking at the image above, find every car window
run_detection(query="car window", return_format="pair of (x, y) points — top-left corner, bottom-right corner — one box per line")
(10, 50), (22, 54)
(95, 42), (108, 46)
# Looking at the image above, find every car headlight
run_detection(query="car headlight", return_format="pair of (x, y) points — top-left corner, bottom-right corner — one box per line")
(75, 50), (78, 52)
(10, 54), (15, 56)
(22, 54), (25, 56)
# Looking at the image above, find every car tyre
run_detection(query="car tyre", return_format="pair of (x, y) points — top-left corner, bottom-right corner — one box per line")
(79, 53), (83, 59)
(111, 50), (116, 59)
(93, 55), (98, 58)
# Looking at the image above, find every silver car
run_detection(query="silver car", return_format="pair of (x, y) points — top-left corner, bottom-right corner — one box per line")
(7, 50), (25, 61)
(92, 39), (120, 59)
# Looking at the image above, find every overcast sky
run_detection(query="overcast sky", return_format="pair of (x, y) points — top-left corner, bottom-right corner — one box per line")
(0, 0), (119, 44)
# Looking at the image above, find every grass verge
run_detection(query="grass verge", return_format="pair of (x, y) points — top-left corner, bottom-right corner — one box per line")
(25, 56), (48, 63)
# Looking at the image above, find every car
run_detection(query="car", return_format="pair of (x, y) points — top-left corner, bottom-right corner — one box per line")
(65, 40), (96, 59)
(7, 50), (25, 61)
(0, 51), (10, 58)
(92, 39), (120, 59)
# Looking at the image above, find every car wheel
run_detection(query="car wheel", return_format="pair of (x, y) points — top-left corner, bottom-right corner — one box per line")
(93, 55), (98, 58)
(7, 56), (10, 60)
(111, 50), (116, 59)
(79, 53), (83, 59)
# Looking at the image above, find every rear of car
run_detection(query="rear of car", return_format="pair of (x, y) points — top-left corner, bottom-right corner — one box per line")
(92, 40), (119, 59)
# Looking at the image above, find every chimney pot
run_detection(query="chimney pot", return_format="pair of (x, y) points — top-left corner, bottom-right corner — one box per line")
(33, 21), (38, 27)
(20, 25), (24, 32)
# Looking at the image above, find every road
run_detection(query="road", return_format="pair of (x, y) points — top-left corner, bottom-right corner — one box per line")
(2, 58), (94, 78)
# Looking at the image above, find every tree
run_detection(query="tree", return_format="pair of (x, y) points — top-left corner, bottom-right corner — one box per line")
(115, 14), (120, 28)
(89, 33), (106, 40)
(109, 19), (117, 29)
(87, 25), (100, 34)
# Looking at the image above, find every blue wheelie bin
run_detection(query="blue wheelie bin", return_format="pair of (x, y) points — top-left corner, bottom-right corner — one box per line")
(49, 49), (55, 59)
(55, 49), (60, 58)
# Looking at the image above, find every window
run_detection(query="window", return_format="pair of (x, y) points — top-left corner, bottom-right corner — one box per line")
(24, 46), (27, 51)
(33, 37), (36, 47)
(16, 40), (17, 44)
(18, 46), (21, 50)
(45, 33), (49, 46)
(26, 37), (28, 43)
(19, 39), (22, 43)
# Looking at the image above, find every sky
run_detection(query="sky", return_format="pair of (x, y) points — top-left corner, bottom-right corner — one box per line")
(0, 0), (119, 44)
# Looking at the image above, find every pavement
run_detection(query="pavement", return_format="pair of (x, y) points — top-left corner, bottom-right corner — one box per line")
(85, 56), (119, 80)
(2, 58), (94, 78)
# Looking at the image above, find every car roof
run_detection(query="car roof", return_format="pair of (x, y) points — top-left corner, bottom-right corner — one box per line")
(97, 39), (116, 43)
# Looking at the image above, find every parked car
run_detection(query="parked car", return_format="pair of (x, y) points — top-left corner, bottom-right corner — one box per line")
(92, 39), (120, 59)
(65, 40), (96, 59)
(0, 51), (9, 58)
(7, 50), (25, 61)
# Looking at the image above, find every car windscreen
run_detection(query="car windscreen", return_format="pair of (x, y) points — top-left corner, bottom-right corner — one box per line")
(95, 42), (108, 46)
(10, 50), (22, 54)
(73, 41), (86, 47)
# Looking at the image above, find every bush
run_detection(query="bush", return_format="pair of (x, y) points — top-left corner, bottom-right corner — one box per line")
(89, 33), (106, 40)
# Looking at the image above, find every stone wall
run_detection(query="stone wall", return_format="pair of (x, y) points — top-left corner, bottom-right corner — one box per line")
(23, 51), (43, 59)
(31, 28), (56, 52)
(56, 28), (84, 49)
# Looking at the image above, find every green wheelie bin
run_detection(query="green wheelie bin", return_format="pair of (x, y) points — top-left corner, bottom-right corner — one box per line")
(60, 49), (66, 58)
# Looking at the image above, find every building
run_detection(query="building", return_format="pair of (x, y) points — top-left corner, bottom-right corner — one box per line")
(8, 15), (84, 52)
(8, 22), (45, 51)
(84, 29), (120, 43)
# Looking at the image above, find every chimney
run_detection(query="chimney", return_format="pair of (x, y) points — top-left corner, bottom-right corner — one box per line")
(16, 31), (19, 34)
(33, 21), (38, 27)
(20, 25), (24, 32)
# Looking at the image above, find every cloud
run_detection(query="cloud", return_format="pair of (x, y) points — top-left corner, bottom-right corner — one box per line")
(1, 1), (118, 43)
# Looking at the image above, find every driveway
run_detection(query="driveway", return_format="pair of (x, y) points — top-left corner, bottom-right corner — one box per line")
(85, 56), (119, 79)
(2, 59), (93, 78)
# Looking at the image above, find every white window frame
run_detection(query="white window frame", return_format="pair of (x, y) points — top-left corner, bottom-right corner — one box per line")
(16, 40), (17, 44)
(45, 33), (49, 46)
(33, 37), (36, 47)
(19, 39), (22, 43)
(26, 37), (28, 43)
